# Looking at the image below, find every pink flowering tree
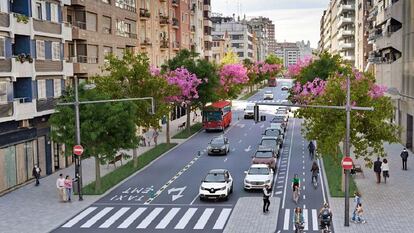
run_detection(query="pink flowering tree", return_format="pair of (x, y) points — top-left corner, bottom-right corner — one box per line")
(292, 62), (399, 167)
(219, 64), (249, 99)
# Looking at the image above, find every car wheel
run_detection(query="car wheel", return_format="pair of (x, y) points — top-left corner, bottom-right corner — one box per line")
(224, 150), (227, 155)
(199, 196), (204, 201)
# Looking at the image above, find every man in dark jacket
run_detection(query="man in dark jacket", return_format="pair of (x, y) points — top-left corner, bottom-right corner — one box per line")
(32, 165), (41, 186)
(373, 157), (382, 183)
(400, 148), (409, 170)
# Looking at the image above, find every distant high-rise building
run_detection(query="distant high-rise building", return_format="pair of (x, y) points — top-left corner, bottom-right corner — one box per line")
(275, 41), (312, 68)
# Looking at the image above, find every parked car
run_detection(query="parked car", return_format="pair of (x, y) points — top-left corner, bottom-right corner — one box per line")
(199, 169), (233, 200)
(257, 138), (281, 160)
(271, 117), (287, 132)
(252, 147), (278, 170)
(207, 136), (230, 155)
(263, 127), (284, 146)
(270, 122), (286, 134)
(244, 164), (274, 190)
(263, 91), (274, 100)
(281, 85), (290, 91)
(280, 99), (292, 111)
(244, 104), (255, 119)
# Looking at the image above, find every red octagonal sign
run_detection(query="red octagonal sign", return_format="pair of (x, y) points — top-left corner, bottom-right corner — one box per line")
(73, 145), (84, 156)
(342, 157), (353, 170)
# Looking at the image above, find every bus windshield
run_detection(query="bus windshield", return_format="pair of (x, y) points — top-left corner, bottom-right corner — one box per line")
(204, 111), (222, 121)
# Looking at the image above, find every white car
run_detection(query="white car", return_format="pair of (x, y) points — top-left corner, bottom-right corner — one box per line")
(263, 91), (274, 100)
(244, 164), (274, 190)
(199, 169), (233, 200)
(244, 104), (255, 119)
(281, 85), (289, 91)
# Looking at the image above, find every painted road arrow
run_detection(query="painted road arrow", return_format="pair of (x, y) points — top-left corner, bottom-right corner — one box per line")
(168, 186), (187, 202)
(244, 145), (252, 152)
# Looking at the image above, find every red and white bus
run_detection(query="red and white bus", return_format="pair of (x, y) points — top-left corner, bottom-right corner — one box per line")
(202, 101), (232, 131)
(268, 77), (277, 87)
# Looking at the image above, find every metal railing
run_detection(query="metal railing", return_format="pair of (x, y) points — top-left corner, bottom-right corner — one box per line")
(73, 21), (86, 29)
(76, 55), (98, 64)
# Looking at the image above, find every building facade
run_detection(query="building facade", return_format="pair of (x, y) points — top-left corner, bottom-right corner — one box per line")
(0, 0), (73, 193)
(248, 17), (269, 61)
(275, 41), (312, 68)
(355, 0), (373, 71)
(211, 32), (229, 63)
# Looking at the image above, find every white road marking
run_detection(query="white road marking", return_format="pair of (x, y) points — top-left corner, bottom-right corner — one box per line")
(62, 207), (97, 228)
(283, 209), (290, 230)
(81, 207), (113, 228)
(189, 194), (199, 205)
(303, 172), (305, 175)
(277, 180), (284, 184)
(279, 172), (286, 174)
(275, 191), (282, 195)
(99, 207), (130, 228)
(317, 158), (327, 203)
(194, 208), (214, 229)
(155, 208), (181, 229)
(277, 185), (283, 189)
(118, 207), (147, 228)
(282, 119), (295, 209)
(303, 195), (306, 200)
(312, 209), (319, 231)
(244, 145), (252, 152)
(175, 208), (197, 229)
(303, 204), (306, 209)
(303, 186), (306, 190)
(213, 208), (232, 229)
(238, 140), (242, 143)
(278, 176), (285, 179)
(303, 178), (305, 182)
(303, 166), (305, 169)
(137, 207), (164, 228)
(224, 158), (227, 162)
(303, 208), (309, 230)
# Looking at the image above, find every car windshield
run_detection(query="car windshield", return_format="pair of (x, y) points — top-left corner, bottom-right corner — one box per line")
(245, 105), (254, 110)
(254, 151), (273, 158)
(265, 91), (272, 94)
(211, 138), (224, 145)
(249, 167), (270, 175)
(204, 111), (222, 121)
(265, 130), (279, 137)
(204, 173), (226, 182)
(260, 139), (277, 147)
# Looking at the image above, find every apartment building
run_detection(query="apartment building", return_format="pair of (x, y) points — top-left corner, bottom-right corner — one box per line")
(275, 41), (313, 68)
(211, 16), (255, 61)
(211, 32), (230, 64)
(355, 0), (373, 71)
(367, 0), (414, 149)
(267, 20), (276, 54)
(0, 0), (73, 193)
(249, 17), (269, 61)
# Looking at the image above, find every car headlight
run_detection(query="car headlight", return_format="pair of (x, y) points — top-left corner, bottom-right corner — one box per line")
(207, 146), (211, 150)
(219, 186), (226, 190)
(221, 146), (226, 149)
(245, 179), (250, 183)
(200, 186), (207, 190)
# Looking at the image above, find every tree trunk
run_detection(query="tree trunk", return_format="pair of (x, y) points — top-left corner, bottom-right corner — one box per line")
(186, 104), (191, 136)
(133, 148), (138, 168)
(94, 156), (101, 193)
(166, 112), (171, 145)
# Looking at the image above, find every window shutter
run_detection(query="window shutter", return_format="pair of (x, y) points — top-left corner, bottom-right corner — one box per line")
(58, 5), (62, 23)
(60, 43), (64, 60)
(46, 3), (51, 21)
(45, 41), (52, 60)
(46, 79), (54, 98)
(32, 80), (38, 100)
(31, 40), (36, 58)
(7, 82), (13, 102)
(5, 38), (12, 58)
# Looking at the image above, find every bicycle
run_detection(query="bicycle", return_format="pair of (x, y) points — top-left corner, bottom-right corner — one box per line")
(321, 225), (331, 233)
(293, 187), (300, 204)
(312, 175), (318, 189)
(294, 222), (305, 233)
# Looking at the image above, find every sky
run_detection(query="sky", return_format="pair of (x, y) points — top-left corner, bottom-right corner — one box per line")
(211, 0), (330, 48)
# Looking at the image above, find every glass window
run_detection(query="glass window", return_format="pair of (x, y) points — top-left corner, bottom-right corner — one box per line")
(0, 80), (7, 104)
(204, 173), (225, 182)
(86, 12), (97, 31)
(52, 42), (60, 61)
(53, 79), (61, 97)
(35, 2), (43, 20)
(102, 16), (112, 34)
(0, 37), (5, 58)
(36, 40), (45, 60)
(37, 80), (46, 99)
(50, 3), (59, 22)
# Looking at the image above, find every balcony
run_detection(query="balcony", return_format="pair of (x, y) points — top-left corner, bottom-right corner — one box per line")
(337, 4), (355, 16)
(191, 25), (196, 33)
(62, 22), (72, 41)
(33, 19), (62, 34)
(72, 55), (99, 75)
(13, 100), (36, 121)
(172, 0), (179, 7)
(12, 57), (34, 77)
(37, 98), (58, 112)
(172, 41), (180, 51)
(190, 3), (196, 14)
(116, 3), (137, 13)
(139, 8), (151, 20)
(338, 42), (355, 50)
(337, 16), (354, 27)
(71, 0), (86, 6)
(338, 29), (354, 38)
(35, 60), (63, 72)
(140, 38), (152, 47)
(368, 28), (382, 42)
(172, 18), (179, 29)
(116, 30), (138, 39)
(12, 13), (32, 35)
(160, 40), (169, 50)
(159, 15), (169, 25)
(368, 6), (378, 21)
(368, 51), (383, 64)
(0, 59), (12, 73)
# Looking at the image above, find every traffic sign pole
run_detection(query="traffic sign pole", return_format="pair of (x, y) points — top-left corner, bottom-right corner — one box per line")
(74, 77), (83, 201)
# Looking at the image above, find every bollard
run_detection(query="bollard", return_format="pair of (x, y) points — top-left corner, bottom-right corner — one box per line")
(198, 151), (201, 157)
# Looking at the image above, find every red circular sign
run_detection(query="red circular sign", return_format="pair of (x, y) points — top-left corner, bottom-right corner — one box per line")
(342, 157), (353, 170)
(73, 145), (84, 156)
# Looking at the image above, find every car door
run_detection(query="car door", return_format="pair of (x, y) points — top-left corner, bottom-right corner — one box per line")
(224, 137), (229, 151)
(225, 171), (233, 189)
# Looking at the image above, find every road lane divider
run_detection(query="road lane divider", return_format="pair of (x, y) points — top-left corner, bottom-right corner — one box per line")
(282, 119), (296, 209)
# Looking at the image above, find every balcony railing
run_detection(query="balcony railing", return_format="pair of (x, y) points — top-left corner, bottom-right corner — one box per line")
(159, 15), (169, 25)
(116, 30), (138, 39)
(172, 41), (180, 50)
(74, 55), (98, 64)
(140, 38), (152, 46)
(116, 3), (137, 12)
(172, 18), (179, 28)
(73, 21), (86, 29)
(172, 0), (179, 7)
(140, 8), (151, 19)
(102, 27), (112, 34)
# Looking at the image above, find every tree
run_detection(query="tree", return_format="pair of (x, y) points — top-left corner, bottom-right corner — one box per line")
(219, 64), (249, 99)
(265, 54), (283, 65)
(220, 50), (239, 65)
(49, 86), (138, 192)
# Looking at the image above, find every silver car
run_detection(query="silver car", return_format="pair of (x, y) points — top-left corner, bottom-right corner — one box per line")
(207, 136), (230, 155)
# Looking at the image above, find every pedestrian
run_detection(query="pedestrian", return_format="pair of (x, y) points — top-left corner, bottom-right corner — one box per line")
(373, 157), (382, 183)
(64, 175), (73, 202)
(145, 128), (152, 147)
(141, 129), (147, 146)
(262, 185), (271, 213)
(381, 158), (390, 183)
(32, 165), (41, 186)
(56, 174), (66, 202)
(152, 128), (159, 146)
(193, 111), (198, 122)
(353, 203), (367, 224)
(400, 147), (409, 170)
(351, 191), (361, 222)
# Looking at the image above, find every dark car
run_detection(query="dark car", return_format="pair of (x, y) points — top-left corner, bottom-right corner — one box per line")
(207, 136), (230, 155)
(263, 128), (284, 146)
(259, 136), (282, 158)
(252, 148), (278, 171)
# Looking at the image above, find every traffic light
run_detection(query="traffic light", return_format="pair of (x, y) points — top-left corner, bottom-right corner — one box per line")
(254, 104), (259, 122)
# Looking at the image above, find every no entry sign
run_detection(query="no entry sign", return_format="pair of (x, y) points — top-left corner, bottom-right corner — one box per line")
(73, 145), (84, 156)
(342, 157), (353, 170)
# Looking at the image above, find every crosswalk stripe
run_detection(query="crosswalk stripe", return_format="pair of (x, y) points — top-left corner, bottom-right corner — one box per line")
(137, 207), (163, 229)
(283, 209), (290, 230)
(212, 208), (232, 230)
(194, 208), (214, 229)
(303, 208), (309, 230)
(99, 207), (130, 228)
(155, 208), (181, 229)
(175, 208), (197, 229)
(117, 207), (147, 229)
(62, 207), (97, 228)
(312, 209), (319, 231)
(80, 207), (113, 228)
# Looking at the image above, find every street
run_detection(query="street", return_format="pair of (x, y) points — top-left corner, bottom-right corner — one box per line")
(53, 80), (331, 233)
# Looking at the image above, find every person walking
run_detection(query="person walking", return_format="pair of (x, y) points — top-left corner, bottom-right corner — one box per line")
(308, 141), (315, 160)
(400, 148), (409, 170)
(64, 175), (73, 202)
(381, 158), (390, 183)
(262, 185), (271, 213)
(373, 157), (382, 183)
(56, 174), (66, 202)
(293, 207), (304, 233)
(353, 203), (367, 223)
(351, 191), (362, 222)
(145, 128), (152, 147)
(32, 165), (41, 186)
(152, 128), (159, 146)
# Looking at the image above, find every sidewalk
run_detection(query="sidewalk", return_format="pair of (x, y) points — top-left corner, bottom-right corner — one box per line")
(0, 112), (201, 233)
(329, 143), (413, 232)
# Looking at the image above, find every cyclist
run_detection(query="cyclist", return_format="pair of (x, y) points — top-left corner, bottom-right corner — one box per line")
(319, 203), (333, 231)
(310, 161), (320, 187)
(308, 141), (316, 159)
(293, 207), (304, 233)
(292, 174), (301, 204)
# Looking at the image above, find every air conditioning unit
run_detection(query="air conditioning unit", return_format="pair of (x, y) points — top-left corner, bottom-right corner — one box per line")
(19, 119), (30, 128)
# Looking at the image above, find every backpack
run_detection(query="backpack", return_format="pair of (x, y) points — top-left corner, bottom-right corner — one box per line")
(321, 208), (330, 219)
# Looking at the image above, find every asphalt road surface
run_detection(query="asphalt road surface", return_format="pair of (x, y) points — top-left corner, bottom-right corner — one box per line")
(53, 79), (332, 233)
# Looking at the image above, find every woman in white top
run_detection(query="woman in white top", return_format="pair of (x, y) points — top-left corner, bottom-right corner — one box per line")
(381, 158), (390, 183)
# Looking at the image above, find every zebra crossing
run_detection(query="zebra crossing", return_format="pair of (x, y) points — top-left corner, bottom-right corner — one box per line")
(281, 208), (320, 232)
(247, 99), (282, 103)
(60, 205), (232, 231)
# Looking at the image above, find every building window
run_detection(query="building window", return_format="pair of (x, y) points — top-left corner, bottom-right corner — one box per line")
(50, 3), (59, 22)
(36, 40), (45, 60)
(37, 80), (46, 99)
(53, 79), (61, 97)
(115, 0), (136, 12)
(102, 16), (112, 34)
(86, 12), (97, 31)
(35, 2), (43, 20)
(237, 52), (244, 57)
(102, 0), (110, 3)
(52, 42), (60, 61)
(0, 37), (5, 59)
(103, 46), (112, 63)
(0, 81), (8, 104)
